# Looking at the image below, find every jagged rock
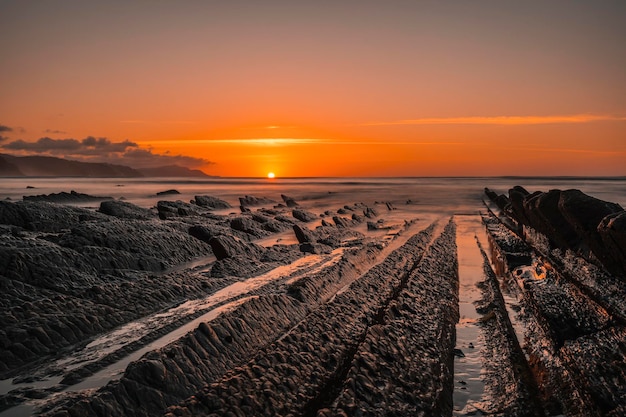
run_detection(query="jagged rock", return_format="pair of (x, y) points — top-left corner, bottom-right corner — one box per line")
(522, 190), (579, 249)
(157, 200), (202, 219)
(292, 209), (317, 222)
(507, 186), (531, 226)
(299, 242), (332, 254)
(194, 195), (231, 209)
(23, 190), (113, 203)
(260, 245), (303, 264)
(208, 235), (264, 261)
(293, 224), (314, 243)
(210, 256), (270, 278)
(333, 216), (354, 228)
(230, 216), (267, 237)
(156, 189), (180, 196)
(0, 200), (107, 232)
(367, 220), (393, 231)
(598, 212), (626, 277)
(281, 194), (299, 207)
(484, 187), (499, 202)
(189, 224), (232, 244)
(251, 213), (271, 224)
(363, 207), (378, 218)
(99, 200), (152, 220)
(239, 195), (275, 207)
(558, 189), (623, 272)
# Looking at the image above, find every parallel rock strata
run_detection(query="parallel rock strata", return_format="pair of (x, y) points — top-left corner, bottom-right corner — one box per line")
(485, 187), (625, 279)
(0, 199), (221, 376)
(160, 222), (440, 416)
(483, 208), (626, 416)
(323, 220), (459, 416)
(475, 244), (545, 417)
(39, 229), (397, 417)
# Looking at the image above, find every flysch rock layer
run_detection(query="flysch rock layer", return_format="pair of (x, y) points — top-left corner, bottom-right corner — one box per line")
(321, 220), (459, 417)
(482, 205), (626, 416)
(474, 242), (544, 417)
(0, 196), (321, 379)
(38, 223), (425, 417)
(160, 221), (441, 417)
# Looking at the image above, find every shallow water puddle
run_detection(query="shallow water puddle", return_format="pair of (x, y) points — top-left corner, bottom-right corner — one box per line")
(453, 215), (488, 415)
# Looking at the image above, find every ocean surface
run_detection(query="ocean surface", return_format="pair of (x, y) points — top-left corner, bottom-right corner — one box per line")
(1, 177), (625, 212)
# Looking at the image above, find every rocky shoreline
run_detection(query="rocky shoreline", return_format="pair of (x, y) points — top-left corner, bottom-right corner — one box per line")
(0, 185), (624, 416)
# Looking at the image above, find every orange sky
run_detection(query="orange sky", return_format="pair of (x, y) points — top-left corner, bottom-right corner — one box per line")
(1, 1), (625, 177)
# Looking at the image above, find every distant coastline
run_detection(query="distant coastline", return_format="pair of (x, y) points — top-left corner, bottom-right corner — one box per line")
(0, 153), (210, 178)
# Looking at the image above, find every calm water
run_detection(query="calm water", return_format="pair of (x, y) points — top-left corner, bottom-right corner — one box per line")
(1, 177), (625, 212)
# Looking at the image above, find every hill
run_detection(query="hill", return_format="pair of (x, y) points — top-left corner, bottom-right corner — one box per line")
(0, 154), (209, 177)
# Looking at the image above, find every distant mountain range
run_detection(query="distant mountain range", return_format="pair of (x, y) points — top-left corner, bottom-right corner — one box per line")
(0, 154), (210, 178)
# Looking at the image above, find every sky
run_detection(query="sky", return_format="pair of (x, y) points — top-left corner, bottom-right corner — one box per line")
(1, 0), (625, 177)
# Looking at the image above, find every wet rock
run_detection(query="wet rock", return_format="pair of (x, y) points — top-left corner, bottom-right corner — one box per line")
(0, 200), (107, 232)
(239, 195), (275, 207)
(367, 220), (392, 231)
(507, 186), (531, 226)
(157, 189), (180, 196)
(208, 235), (264, 261)
(157, 200), (203, 219)
(99, 200), (153, 220)
(299, 242), (332, 254)
(363, 207), (378, 218)
(194, 195), (231, 209)
(332, 216), (355, 228)
(292, 224), (314, 243)
(558, 189), (623, 274)
(484, 187), (499, 201)
(23, 190), (113, 203)
(522, 190), (579, 249)
(281, 194), (299, 207)
(598, 211), (626, 277)
(292, 209), (317, 222)
(230, 216), (269, 238)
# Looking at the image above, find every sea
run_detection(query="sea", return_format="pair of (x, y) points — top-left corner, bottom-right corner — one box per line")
(1, 177), (625, 212)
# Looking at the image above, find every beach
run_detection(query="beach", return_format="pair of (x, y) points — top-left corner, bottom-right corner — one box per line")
(0, 177), (624, 416)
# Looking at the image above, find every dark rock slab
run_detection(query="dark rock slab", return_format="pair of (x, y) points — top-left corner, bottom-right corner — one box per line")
(23, 190), (112, 203)
(599, 211), (626, 277)
(208, 234), (264, 261)
(194, 195), (231, 209)
(291, 208), (317, 222)
(99, 200), (152, 220)
(156, 189), (180, 196)
(281, 194), (299, 207)
(558, 189), (623, 274)
(0, 200), (107, 232)
(522, 190), (580, 249)
(239, 195), (275, 207)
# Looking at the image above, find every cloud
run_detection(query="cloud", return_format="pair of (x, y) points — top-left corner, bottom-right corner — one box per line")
(121, 148), (211, 168)
(0, 136), (211, 168)
(44, 129), (68, 134)
(4, 137), (82, 151)
(364, 114), (626, 126)
(0, 124), (13, 133)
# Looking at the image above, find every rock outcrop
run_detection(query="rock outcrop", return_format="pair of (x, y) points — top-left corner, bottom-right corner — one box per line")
(99, 200), (153, 220)
(485, 187), (626, 279)
(194, 195), (231, 209)
(23, 190), (113, 203)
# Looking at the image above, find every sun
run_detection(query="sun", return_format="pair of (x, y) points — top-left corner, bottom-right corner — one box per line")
(267, 172), (275, 179)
